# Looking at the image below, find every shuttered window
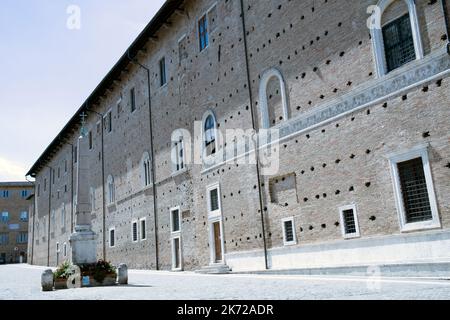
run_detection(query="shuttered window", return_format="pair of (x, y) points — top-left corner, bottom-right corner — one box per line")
(382, 14), (416, 72)
(198, 15), (209, 51)
(397, 157), (433, 223)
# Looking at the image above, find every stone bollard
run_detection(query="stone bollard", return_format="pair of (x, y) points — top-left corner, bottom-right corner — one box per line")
(117, 264), (128, 285)
(41, 269), (54, 292)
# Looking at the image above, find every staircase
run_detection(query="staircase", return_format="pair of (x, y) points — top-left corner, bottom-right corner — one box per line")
(195, 264), (232, 274)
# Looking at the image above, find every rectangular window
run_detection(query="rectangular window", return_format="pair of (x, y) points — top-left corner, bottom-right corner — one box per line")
(159, 57), (167, 87)
(198, 14), (209, 51)
(282, 217), (296, 245)
(17, 232), (28, 244)
(171, 208), (181, 233)
(44, 179), (47, 192)
(74, 146), (78, 163)
(20, 211), (28, 222)
(56, 242), (60, 253)
(172, 237), (181, 270)
(64, 160), (68, 173)
(1, 190), (8, 198)
(52, 169), (55, 184)
(37, 184), (40, 197)
(397, 158), (433, 223)
(382, 14), (416, 72)
(21, 190), (28, 198)
(209, 188), (219, 212)
(57, 167), (60, 179)
(88, 131), (93, 150)
(0, 233), (9, 245)
(140, 218), (146, 241)
(132, 221), (138, 242)
(130, 88), (136, 113)
(339, 205), (360, 239)
(63, 243), (67, 257)
(1, 212), (9, 223)
(389, 146), (440, 232)
(109, 228), (115, 247)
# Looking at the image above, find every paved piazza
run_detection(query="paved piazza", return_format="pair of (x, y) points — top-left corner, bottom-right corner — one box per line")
(1, 264), (450, 300)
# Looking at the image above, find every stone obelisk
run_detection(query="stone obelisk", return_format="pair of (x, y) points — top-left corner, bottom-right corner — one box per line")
(70, 113), (98, 265)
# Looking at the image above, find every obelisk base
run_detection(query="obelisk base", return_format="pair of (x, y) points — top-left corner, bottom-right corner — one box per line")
(69, 225), (98, 265)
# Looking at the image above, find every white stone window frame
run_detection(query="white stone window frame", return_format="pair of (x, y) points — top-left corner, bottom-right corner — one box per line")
(170, 206), (182, 271)
(109, 227), (116, 248)
(388, 144), (441, 233)
(370, 0), (424, 77)
(207, 2), (218, 33)
(103, 108), (113, 134)
(206, 182), (222, 219)
(339, 204), (361, 239)
(139, 217), (147, 241)
(170, 206), (182, 235)
(259, 67), (290, 129)
(198, 12), (209, 53)
(158, 56), (168, 88)
(131, 219), (139, 243)
(281, 217), (297, 246)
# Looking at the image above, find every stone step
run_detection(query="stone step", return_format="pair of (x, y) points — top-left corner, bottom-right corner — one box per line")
(195, 264), (232, 274)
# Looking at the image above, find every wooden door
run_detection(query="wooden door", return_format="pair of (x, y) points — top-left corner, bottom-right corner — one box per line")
(213, 222), (222, 262)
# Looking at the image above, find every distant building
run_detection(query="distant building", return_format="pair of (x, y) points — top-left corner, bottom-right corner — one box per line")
(0, 182), (34, 264)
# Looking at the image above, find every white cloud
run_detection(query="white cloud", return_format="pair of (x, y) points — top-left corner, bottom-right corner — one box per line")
(0, 157), (27, 181)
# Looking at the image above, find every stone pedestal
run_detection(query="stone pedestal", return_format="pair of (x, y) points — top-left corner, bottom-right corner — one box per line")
(69, 226), (98, 265)
(41, 269), (54, 292)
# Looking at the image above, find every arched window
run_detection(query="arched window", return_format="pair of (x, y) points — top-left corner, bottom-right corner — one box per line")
(370, 0), (423, 76)
(141, 152), (151, 187)
(203, 111), (217, 157)
(258, 68), (289, 129)
(107, 175), (115, 204)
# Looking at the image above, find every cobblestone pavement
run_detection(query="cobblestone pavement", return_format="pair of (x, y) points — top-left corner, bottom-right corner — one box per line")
(1, 264), (450, 300)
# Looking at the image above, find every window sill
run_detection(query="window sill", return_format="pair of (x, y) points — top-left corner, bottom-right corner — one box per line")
(343, 233), (361, 240)
(400, 220), (441, 233)
(283, 241), (297, 247)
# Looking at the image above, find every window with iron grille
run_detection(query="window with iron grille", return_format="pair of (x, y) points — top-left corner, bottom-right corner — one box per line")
(382, 13), (416, 72)
(282, 218), (296, 245)
(397, 157), (433, 223)
(342, 209), (357, 235)
(132, 221), (138, 242)
(16, 232), (28, 244)
(198, 14), (209, 51)
(209, 189), (219, 212)
(0, 233), (9, 245)
(171, 209), (180, 233)
(140, 219), (146, 240)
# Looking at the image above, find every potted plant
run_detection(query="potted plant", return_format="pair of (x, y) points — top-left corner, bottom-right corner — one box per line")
(79, 260), (117, 287)
(53, 261), (72, 290)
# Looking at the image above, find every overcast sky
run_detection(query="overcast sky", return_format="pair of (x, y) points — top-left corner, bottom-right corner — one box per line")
(0, 0), (165, 181)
